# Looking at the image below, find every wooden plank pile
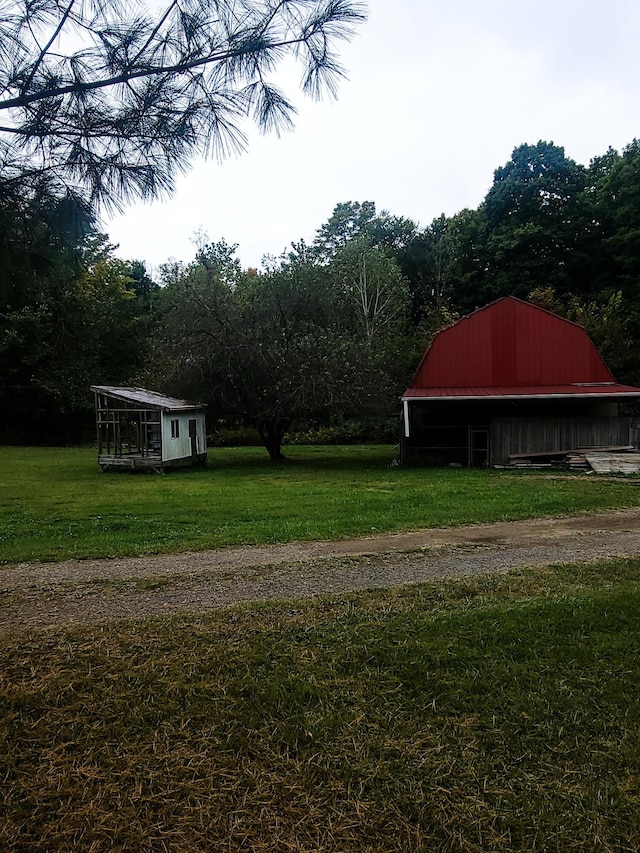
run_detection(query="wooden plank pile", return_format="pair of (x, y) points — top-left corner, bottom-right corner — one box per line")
(564, 451), (592, 471)
(507, 449), (574, 469)
(583, 451), (640, 475)
(508, 445), (640, 473)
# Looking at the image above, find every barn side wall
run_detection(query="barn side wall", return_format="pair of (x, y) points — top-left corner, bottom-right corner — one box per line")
(491, 416), (633, 465)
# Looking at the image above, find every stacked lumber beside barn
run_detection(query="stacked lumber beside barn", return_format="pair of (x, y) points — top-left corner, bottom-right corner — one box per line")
(507, 445), (640, 473)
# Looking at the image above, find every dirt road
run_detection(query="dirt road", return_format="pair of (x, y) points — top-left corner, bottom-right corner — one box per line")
(2, 507), (640, 630)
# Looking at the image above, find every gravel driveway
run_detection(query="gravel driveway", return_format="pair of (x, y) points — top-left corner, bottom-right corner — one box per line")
(2, 507), (640, 630)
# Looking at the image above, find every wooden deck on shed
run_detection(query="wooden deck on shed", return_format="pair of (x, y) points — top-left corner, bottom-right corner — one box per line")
(98, 451), (207, 473)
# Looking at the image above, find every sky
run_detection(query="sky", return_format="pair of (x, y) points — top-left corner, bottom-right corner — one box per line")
(105, 0), (640, 274)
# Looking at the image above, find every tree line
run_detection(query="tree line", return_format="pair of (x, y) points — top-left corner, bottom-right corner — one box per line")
(1, 3), (639, 455)
(3, 139), (640, 455)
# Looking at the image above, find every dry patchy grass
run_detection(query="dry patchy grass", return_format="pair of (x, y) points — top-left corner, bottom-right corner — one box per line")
(2, 559), (640, 851)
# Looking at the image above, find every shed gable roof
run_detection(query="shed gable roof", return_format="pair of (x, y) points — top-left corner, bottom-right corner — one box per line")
(404, 297), (640, 401)
(91, 386), (205, 411)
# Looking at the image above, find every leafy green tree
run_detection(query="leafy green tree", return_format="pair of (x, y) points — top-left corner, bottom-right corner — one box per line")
(395, 213), (468, 320)
(332, 236), (408, 345)
(521, 142), (640, 386)
(126, 260), (161, 312)
(0, 0), (365, 442)
(590, 141), (640, 293)
(416, 207), (489, 316)
(0, 232), (157, 442)
(481, 141), (589, 299)
(0, 183), (92, 312)
(486, 141), (585, 225)
(313, 201), (379, 257)
(313, 200), (422, 340)
(581, 141), (640, 384)
(160, 238), (408, 459)
(313, 201), (417, 261)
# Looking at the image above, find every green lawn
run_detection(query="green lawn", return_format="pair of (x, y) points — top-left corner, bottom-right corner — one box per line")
(2, 558), (640, 851)
(1, 444), (639, 563)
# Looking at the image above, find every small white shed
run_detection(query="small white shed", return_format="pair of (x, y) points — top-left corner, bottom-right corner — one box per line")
(91, 386), (207, 472)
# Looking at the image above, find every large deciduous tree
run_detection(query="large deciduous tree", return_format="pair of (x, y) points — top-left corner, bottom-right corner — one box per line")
(332, 235), (409, 346)
(481, 141), (589, 299)
(591, 140), (640, 294)
(313, 200), (422, 325)
(159, 237), (409, 460)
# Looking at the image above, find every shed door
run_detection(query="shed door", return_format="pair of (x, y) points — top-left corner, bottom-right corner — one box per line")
(188, 418), (198, 458)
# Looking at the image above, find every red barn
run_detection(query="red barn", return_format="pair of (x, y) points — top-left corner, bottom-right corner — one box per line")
(401, 297), (640, 466)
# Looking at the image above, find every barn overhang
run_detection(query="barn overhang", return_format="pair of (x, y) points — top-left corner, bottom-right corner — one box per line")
(401, 385), (640, 440)
(402, 384), (640, 402)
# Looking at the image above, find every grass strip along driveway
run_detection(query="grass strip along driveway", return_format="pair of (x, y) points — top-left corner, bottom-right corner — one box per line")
(1, 444), (640, 563)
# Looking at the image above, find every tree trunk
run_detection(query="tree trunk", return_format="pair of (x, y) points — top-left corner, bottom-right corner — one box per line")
(256, 417), (288, 461)
(264, 434), (286, 461)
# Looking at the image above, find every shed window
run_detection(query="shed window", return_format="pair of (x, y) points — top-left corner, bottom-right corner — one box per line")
(171, 419), (180, 439)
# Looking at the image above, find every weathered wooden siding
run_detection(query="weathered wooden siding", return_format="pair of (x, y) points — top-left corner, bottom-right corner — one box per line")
(491, 417), (633, 465)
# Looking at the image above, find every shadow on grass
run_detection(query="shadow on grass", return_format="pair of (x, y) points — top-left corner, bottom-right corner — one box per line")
(204, 445), (402, 474)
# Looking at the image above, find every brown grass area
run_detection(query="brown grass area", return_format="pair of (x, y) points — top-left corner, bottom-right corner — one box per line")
(2, 561), (640, 851)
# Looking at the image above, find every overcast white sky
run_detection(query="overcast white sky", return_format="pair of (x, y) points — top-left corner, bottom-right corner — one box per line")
(106, 0), (640, 273)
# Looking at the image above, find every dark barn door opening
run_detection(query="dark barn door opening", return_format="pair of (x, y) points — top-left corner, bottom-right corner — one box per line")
(469, 425), (490, 467)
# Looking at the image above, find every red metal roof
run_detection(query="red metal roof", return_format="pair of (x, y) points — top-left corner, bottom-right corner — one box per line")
(404, 297), (640, 400)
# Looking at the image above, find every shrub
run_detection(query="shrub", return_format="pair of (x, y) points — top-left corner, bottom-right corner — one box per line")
(286, 416), (400, 445)
(207, 427), (262, 447)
